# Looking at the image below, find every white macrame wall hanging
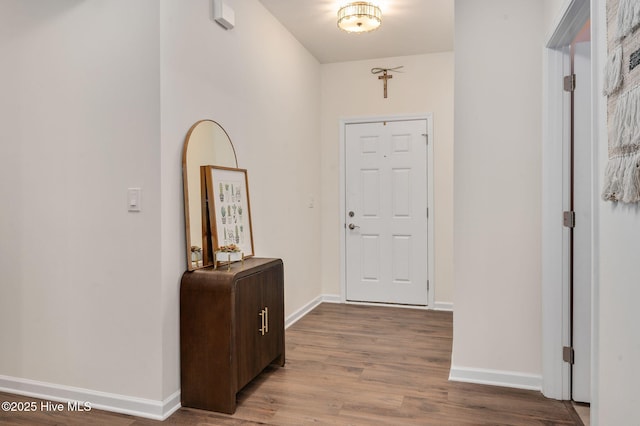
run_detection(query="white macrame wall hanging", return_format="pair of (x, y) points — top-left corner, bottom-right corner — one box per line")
(602, 0), (640, 203)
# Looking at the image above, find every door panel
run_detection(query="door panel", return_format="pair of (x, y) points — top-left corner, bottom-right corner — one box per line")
(572, 39), (591, 404)
(345, 119), (428, 305)
(391, 235), (411, 281)
(260, 262), (285, 367)
(235, 273), (262, 389)
(361, 169), (381, 216)
(361, 235), (380, 280)
(235, 263), (285, 389)
(392, 168), (411, 216)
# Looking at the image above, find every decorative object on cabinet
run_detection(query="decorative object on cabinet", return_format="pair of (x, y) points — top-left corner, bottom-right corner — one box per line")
(203, 165), (254, 257)
(190, 246), (203, 268)
(214, 244), (244, 271)
(180, 258), (285, 414)
(182, 120), (238, 270)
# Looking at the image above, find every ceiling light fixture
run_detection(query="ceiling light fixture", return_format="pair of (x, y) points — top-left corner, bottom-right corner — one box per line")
(337, 2), (382, 33)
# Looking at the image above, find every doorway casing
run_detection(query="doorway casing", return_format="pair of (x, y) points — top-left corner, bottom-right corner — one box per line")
(542, 0), (598, 408)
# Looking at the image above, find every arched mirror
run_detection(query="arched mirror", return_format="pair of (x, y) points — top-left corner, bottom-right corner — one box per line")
(182, 120), (238, 270)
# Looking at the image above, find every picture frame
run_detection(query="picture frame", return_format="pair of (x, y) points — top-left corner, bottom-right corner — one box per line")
(203, 165), (254, 259)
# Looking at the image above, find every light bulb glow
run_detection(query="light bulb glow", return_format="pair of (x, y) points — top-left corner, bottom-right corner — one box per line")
(337, 2), (382, 33)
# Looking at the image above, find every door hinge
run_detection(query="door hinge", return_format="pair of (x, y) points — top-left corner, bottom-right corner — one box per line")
(563, 211), (576, 228)
(427, 280), (430, 292)
(422, 133), (428, 144)
(563, 346), (575, 364)
(426, 207), (429, 219)
(563, 74), (576, 92)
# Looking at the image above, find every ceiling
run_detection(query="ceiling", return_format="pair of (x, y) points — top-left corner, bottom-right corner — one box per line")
(258, 0), (454, 64)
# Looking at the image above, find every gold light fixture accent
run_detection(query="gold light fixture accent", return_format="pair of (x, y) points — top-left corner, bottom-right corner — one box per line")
(337, 2), (382, 33)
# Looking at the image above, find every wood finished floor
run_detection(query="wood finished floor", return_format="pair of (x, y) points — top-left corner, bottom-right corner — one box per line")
(0, 303), (582, 425)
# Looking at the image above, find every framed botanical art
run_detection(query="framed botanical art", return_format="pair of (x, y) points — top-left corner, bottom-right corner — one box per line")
(203, 166), (254, 258)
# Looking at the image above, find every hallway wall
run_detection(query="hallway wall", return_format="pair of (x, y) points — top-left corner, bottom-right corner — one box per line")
(0, 0), (322, 416)
(0, 0), (163, 400)
(159, 0), (323, 399)
(319, 52), (455, 306)
(593, 0), (640, 422)
(452, 0), (544, 385)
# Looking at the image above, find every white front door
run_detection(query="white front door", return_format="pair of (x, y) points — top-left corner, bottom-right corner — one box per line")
(345, 119), (429, 305)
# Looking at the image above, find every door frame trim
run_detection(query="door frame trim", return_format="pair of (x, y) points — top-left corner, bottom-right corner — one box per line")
(339, 113), (435, 308)
(542, 0), (597, 403)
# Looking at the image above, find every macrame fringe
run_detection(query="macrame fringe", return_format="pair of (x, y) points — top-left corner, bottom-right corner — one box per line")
(602, 152), (640, 202)
(616, 0), (640, 40)
(612, 84), (640, 147)
(603, 85), (640, 202)
(604, 45), (624, 95)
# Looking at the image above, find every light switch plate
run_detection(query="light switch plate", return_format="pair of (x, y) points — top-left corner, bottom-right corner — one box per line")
(128, 188), (141, 212)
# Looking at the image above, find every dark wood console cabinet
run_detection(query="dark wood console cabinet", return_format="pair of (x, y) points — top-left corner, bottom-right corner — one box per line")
(180, 257), (285, 414)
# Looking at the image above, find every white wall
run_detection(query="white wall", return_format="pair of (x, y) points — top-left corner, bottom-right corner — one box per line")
(452, 0), (544, 383)
(593, 0), (640, 423)
(159, 0), (322, 399)
(543, 0), (571, 38)
(0, 0), (163, 399)
(0, 0), (322, 415)
(320, 53), (455, 305)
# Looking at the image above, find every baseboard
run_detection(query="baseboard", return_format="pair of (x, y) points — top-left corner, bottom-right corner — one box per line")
(433, 301), (453, 311)
(448, 366), (542, 391)
(285, 294), (341, 329)
(320, 294), (342, 304)
(0, 374), (180, 420)
(325, 297), (451, 312)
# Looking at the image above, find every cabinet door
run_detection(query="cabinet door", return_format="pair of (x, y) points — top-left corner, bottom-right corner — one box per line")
(259, 262), (284, 367)
(235, 272), (263, 389)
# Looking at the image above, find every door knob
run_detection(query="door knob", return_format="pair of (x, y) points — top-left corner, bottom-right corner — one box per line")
(348, 223), (360, 230)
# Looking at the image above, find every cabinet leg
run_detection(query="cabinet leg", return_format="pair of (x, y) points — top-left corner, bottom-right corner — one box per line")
(273, 352), (285, 367)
